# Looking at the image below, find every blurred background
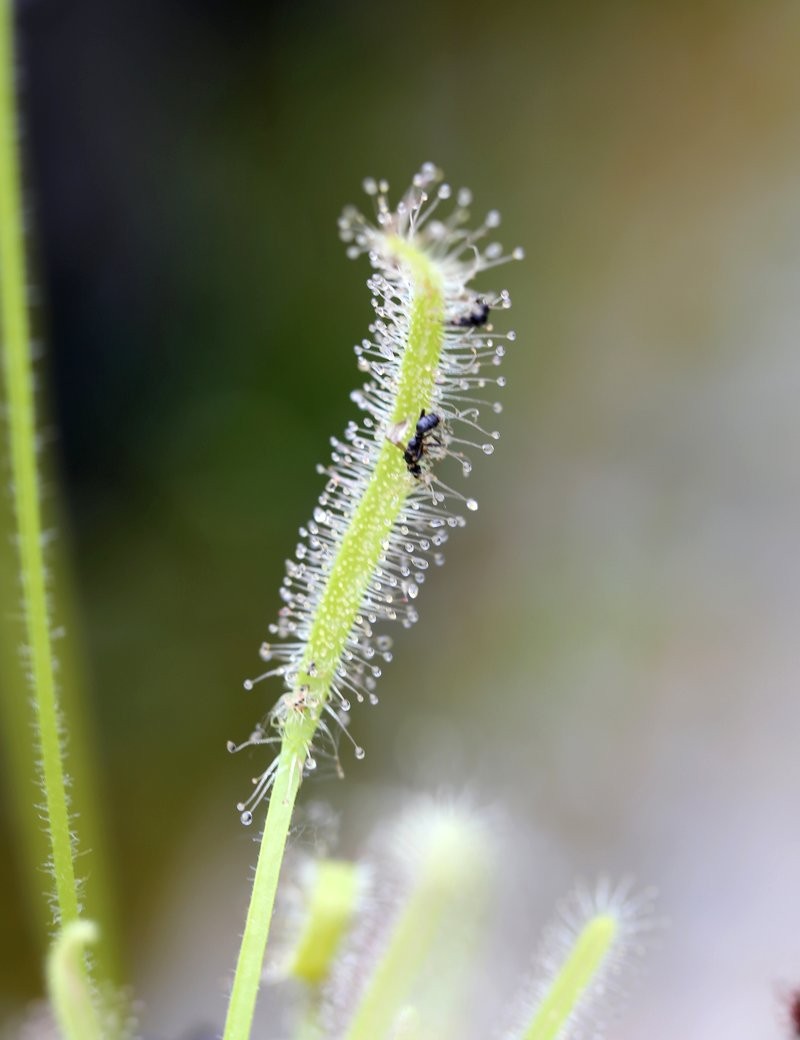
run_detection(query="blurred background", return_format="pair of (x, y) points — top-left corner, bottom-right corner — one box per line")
(1, 0), (800, 1036)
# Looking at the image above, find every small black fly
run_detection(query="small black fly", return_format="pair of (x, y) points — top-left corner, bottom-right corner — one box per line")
(403, 410), (441, 477)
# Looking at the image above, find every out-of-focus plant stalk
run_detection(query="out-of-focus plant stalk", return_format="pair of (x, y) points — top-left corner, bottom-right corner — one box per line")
(0, 0), (120, 1013)
(521, 914), (616, 1040)
(0, 0), (80, 937)
(341, 805), (490, 1040)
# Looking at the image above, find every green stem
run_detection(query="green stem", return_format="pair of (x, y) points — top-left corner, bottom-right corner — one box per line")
(223, 753), (301, 1040)
(222, 238), (445, 1040)
(46, 552), (125, 986)
(1, 1), (124, 1006)
(0, 508), (51, 945)
(0, 0), (82, 931)
(522, 914), (616, 1040)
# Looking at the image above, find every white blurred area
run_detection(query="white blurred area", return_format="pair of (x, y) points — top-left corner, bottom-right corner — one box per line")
(136, 5), (800, 1039)
(465, 6), (800, 1036)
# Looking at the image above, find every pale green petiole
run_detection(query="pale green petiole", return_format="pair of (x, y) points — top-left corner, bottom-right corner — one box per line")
(522, 914), (617, 1040)
(287, 859), (361, 985)
(222, 236), (446, 1040)
(342, 809), (490, 1040)
(287, 860), (361, 1040)
(46, 921), (104, 1040)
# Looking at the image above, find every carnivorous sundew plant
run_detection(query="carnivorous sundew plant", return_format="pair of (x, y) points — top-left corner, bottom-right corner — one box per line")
(222, 165), (523, 1039)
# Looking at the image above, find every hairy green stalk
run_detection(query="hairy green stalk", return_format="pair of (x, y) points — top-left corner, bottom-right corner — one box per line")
(522, 914), (616, 1040)
(0, 0), (80, 930)
(0, 504), (51, 945)
(0, 2), (117, 1020)
(0, 503), (125, 985)
(222, 240), (445, 1040)
(45, 549), (125, 986)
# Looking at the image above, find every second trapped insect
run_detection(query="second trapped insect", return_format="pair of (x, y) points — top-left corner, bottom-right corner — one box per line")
(449, 296), (490, 328)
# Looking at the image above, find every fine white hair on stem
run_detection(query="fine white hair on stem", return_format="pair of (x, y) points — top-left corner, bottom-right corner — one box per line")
(227, 164), (523, 821)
